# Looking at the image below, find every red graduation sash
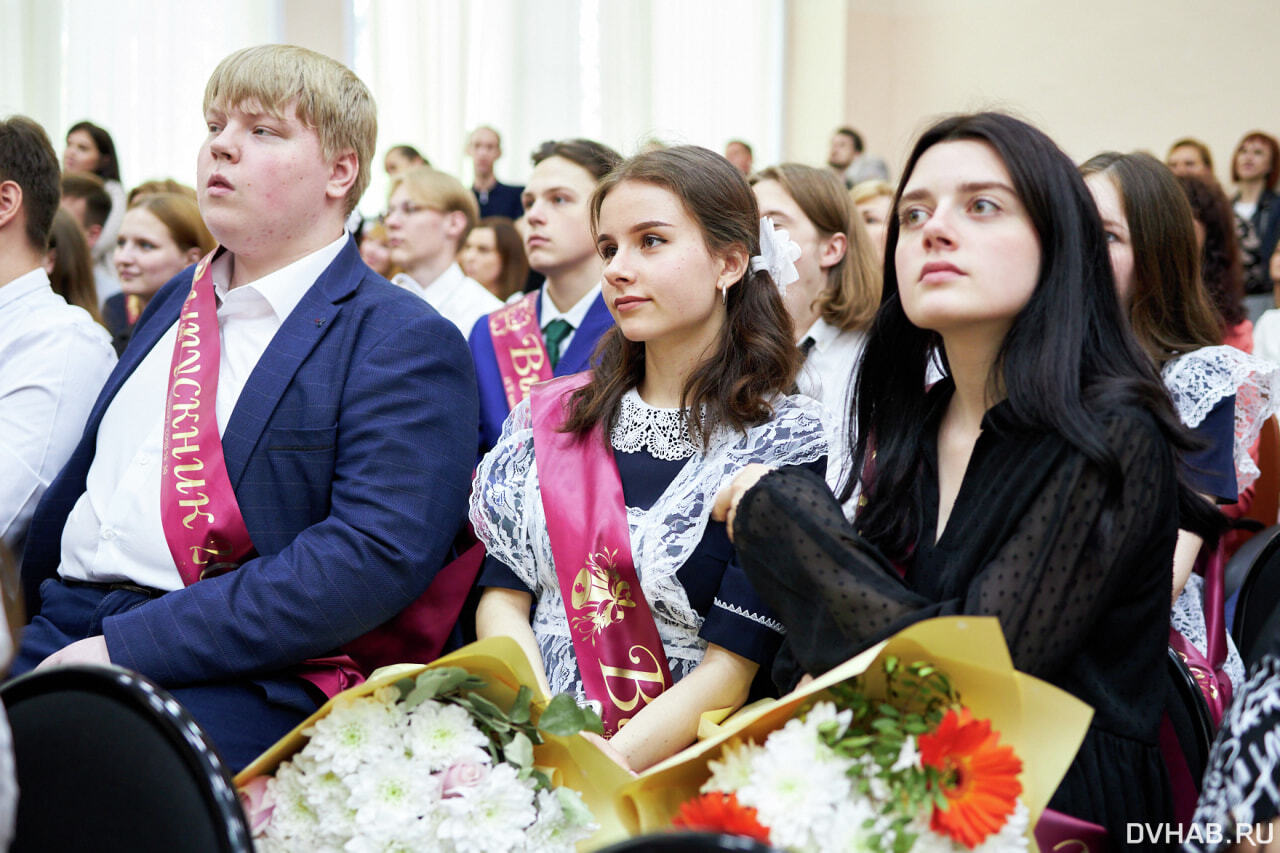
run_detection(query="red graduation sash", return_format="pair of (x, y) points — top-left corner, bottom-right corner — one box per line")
(530, 374), (674, 736)
(160, 249), (362, 697)
(490, 292), (552, 410)
(161, 248), (254, 583)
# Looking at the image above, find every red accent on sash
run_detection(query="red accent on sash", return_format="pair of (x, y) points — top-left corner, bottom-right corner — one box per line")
(489, 292), (552, 410)
(160, 248), (255, 585)
(530, 374), (674, 736)
(159, 249), (362, 699)
(1033, 808), (1112, 852)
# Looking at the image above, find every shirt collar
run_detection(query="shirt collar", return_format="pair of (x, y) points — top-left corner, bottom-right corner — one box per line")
(539, 281), (601, 330)
(798, 316), (841, 352)
(0, 267), (52, 311)
(211, 233), (348, 322)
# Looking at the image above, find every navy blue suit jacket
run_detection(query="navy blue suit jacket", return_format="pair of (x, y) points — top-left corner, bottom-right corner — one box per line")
(21, 238), (479, 688)
(468, 289), (615, 453)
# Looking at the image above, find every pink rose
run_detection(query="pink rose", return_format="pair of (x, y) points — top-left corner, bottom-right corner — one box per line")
(239, 775), (275, 834)
(440, 762), (490, 796)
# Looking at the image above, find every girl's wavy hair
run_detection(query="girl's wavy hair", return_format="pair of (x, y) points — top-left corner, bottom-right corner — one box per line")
(1080, 152), (1223, 362)
(561, 145), (800, 447)
(1177, 173), (1247, 330)
(846, 112), (1199, 560)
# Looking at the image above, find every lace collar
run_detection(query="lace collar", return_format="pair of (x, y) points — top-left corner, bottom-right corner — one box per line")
(610, 388), (700, 460)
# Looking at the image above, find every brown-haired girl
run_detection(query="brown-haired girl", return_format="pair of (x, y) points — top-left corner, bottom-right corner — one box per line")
(470, 145), (826, 772)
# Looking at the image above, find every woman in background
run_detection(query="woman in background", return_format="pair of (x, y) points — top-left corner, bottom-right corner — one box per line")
(106, 193), (214, 355)
(1229, 131), (1280, 297)
(63, 121), (126, 270)
(849, 179), (894, 260)
(460, 216), (528, 301)
(1179, 173), (1252, 351)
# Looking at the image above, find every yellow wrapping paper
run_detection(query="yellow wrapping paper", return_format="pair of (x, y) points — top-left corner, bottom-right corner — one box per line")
(236, 636), (635, 850)
(615, 616), (1094, 845)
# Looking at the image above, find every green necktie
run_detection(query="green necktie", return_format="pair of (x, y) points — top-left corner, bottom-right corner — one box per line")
(543, 318), (573, 369)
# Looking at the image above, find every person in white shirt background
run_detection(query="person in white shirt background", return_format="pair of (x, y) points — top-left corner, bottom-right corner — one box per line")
(385, 164), (502, 335)
(751, 163), (881, 498)
(0, 115), (116, 559)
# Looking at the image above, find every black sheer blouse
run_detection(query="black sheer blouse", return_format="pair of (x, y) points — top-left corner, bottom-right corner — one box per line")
(733, 390), (1179, 844)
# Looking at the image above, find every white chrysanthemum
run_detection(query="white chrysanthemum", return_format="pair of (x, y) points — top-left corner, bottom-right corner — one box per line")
(524, 787), (597, 852)
(701, 739), (763, 794)
(822, 796), (882, 852)
(262, 760), (323, 845)
(804, 701), (855, 740)
(404, 700), (490, 771)
(760, 713), (849, 767)
(303, 695), (404, 777)
(437, 763), (537, 853)
(971, 800), (1030, 852)
(346, 756), (443, 831)
(737, 729), (853, 850)
(342, 819), (436, 853)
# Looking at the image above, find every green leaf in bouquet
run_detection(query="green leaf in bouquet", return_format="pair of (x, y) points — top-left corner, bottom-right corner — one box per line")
(581, 704), (605, 735)
(538, 693), (593, 736)
(877, 703), (901, 718)
(414, 667), (475, 697)
(509, 686), (533, 725)
(556, 787), (594, 826)
(465, 691), (507, 721)
(893, 829), (917, 853)
(505, 731), (535, 770)
(529, 768), (553, 791)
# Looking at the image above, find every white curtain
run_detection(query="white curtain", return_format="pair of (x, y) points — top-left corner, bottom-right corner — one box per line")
(0, 0), (278, 193)
(352, 0), (785, 217)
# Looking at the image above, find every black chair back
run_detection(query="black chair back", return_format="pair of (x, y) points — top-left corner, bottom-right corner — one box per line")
(597, 832), (782, 852)
(1231, 527), (1280, 669)
(0, 665), (251, 852)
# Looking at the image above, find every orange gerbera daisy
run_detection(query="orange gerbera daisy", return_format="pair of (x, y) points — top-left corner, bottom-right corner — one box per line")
(917, 708), (1023, 848)
(673, 792), (772, 843)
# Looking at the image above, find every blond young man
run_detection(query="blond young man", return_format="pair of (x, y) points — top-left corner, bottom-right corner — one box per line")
(385, 165), (501, 334)
(14, 46), (478, 770)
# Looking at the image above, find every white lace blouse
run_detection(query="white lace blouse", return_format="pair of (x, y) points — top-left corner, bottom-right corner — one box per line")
(469, 387), (827, 699)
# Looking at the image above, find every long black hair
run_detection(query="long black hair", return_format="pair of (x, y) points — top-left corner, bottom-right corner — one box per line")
(844, 112), (1202, 559)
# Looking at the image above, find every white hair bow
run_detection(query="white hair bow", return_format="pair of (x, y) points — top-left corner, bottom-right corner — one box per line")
(750, 216), (802, 296)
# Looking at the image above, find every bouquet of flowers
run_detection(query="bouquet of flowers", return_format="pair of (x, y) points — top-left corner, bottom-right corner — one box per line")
(237, 638), (633, 852)
(617, 618), (1093, 853)
(672, 658), (1028, 852)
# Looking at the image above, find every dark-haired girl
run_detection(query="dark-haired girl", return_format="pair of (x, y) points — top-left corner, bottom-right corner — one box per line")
(471, 146), (825, 772)
(715, 113), (1217, 842)
(63, 121), (125, 274)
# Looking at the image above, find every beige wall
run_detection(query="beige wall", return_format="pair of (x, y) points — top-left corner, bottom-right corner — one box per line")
(805, 0), (1280, 185)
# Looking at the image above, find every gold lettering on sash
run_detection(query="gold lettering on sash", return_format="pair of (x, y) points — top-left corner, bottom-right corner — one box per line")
(599, 645), (666, 719)
(1052, 842), (1089, 852)
(509, 334), (546, 377)
(189, 544), (232, 566)
(178, 492), (215, 527)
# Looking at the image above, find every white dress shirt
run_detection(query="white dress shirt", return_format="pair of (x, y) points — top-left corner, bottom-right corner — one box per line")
(393, 262), (502, 336)
(0, 269), (115, 557)
(795, 316), (866, 497)
(58, 234), (347, 591)
(539, 282), (602, 354)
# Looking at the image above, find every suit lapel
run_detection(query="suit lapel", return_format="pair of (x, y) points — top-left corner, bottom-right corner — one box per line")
(222, 239), (363, 489)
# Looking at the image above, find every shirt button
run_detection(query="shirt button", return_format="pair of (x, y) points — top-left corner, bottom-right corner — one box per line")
(101, 528), (117, 541)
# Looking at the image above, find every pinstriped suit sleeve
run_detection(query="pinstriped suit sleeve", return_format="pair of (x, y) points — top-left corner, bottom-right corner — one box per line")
(99, 298), (479, 686)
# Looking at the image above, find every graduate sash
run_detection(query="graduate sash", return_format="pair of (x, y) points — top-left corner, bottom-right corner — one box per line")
(530, 374), (674, 736)
(161, 248), (254, 583)
(490, 292), (552, 410)
(160, 250), (362, 698)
